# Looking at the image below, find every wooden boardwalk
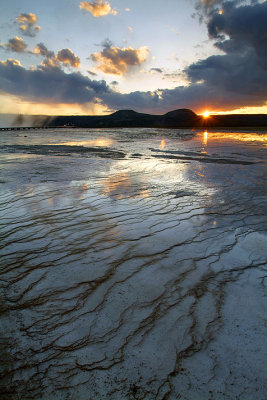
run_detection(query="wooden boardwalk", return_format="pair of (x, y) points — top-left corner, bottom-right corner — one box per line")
(0, 126), (61, 131)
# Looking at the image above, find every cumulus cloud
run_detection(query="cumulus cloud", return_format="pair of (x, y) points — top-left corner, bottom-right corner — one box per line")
(16, 13), (40, 37)
(57, 48), (81, 68)
(0, 58), (22, 67)
(34, 43), (55, 58)
(91, 44), (150, 75)
(39, 57), (61, 72)
(79, 0), (117, 17)
(33, 44), (80, 69)
(1, 36), (28, 53)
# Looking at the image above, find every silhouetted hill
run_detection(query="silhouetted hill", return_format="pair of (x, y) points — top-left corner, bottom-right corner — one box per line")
(164, 109), (197, 119)
(111, 110), (139, 117)
(161, 109), (199, 127)
(44, 109), (267, 129)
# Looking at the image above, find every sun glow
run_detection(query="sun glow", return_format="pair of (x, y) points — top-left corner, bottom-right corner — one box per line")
(203, 111), (210, 118)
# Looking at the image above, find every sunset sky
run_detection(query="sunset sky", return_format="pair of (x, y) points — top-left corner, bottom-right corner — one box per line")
(0, 0), (266, 115)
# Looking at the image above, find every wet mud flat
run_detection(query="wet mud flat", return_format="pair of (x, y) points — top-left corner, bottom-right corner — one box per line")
(0, 128), (266, 400)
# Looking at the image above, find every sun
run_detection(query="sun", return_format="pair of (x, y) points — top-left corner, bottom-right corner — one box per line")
(203, 111), (210, 118)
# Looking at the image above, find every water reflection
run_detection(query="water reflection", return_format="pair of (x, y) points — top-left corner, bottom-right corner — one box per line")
(203, 131), (208, 146)
(101, 172), (150, 200)
(1, 128), (267, 400)
(60, 139), (114, 147)
(160, 139), (166, 149)
(199, 131), (267, 143)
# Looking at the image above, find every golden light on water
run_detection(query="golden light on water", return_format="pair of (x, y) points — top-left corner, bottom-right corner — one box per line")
(203, 131), (208, 146)
(139, 189), (150, 198)
(101, 173), (150, 200)
(160, 139), (166, 149)
(60, 139), (114, 147)
(201, 131), (267, 143)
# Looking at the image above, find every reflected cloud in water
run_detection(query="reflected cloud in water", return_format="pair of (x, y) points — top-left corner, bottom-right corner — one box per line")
(100, 172), (150, 200)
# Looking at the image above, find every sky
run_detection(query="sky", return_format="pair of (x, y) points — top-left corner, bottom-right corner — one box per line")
(0, 0), (266, 115)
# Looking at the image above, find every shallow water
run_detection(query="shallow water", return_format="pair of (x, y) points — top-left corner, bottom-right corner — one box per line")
(0, 128), (266, 400)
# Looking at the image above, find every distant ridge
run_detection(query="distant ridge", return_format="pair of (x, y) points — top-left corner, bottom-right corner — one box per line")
(163, 109), (197, 118)
(47, 108), (201, 128)
(46, 109), (267, 129)
(3, 109), (267, 129)
(111, 110), (139, 117)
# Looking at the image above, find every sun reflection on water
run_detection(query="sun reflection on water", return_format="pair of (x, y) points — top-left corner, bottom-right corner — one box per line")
(60, 139), (114, 147)
(203, 131), (208, 146)
(160, 139), (166, 149)
(200, 131), (267, 144)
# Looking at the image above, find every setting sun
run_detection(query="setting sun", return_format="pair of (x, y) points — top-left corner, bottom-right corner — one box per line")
(203, 111), (210, 118)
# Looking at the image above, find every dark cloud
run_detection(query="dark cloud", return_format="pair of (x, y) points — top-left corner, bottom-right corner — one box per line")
(186, 1), (267, 98)
(88, 70), (97, 76)
(102, 83), (264, 114)
(207, 1), (267, 68)
(0, 55), (265, 113)
(186, 50), (267, 97)
(162, 72), (187, 83)
(16, 13), (40, 37)
(0, 59), (109, 104)
(150, 68), (163, 73)
(34, 43), (55, 58)
(101, 38), (113, 48)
